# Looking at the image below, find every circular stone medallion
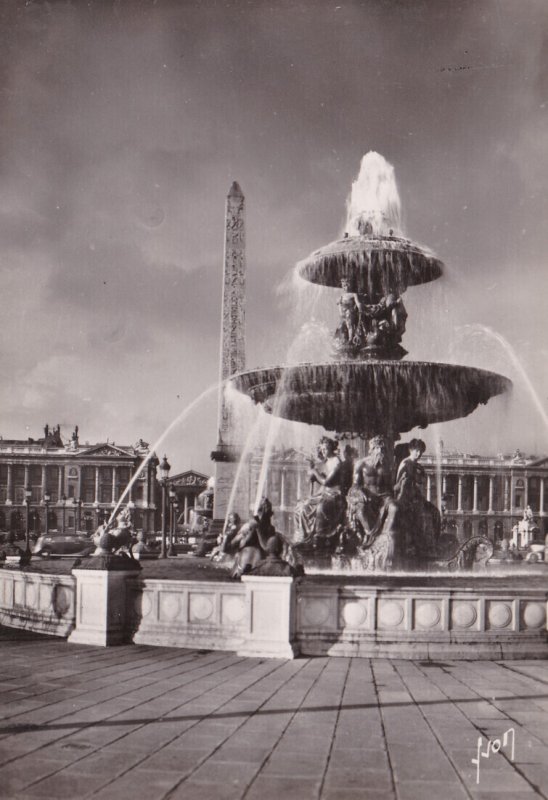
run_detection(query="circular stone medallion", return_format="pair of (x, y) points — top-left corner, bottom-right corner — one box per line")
(488, 603), (513, 629)
(378, 601), (405, 628)
(189, 594), (214, 622)
(451, 603), (477, 629)
(341, 601), (367, 627)
(53, 585), (71, 616)
(523, 603), (546, 630)
(302, 598), (331, 626)
(222, 596), (245, 624)
(415, 602), (441, 629)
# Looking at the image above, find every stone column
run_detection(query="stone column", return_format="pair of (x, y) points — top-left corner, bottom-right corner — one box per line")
(41, 466), (47, 499)
(473, 476), (478, 513)
(426, 474), (432, 503)
(488, 476), (494, 513)
(58, 467), (63, 501)
(76, 467), (82, 501)
(184, 494), (189, 524)
(540, 479), (545, 515)
(504, 476), (511, 512)
(457, 475), (463, 512)
(7, 465), (13, 503)
(280, 470), (286, 509)
(111, 467), (117, 505)
(524, 475), (529, 509)
(24, 465), (29, 492)
(95, 467), (100, 504)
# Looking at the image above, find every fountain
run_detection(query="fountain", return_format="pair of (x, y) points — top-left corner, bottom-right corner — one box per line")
(231, 152), (511, 572)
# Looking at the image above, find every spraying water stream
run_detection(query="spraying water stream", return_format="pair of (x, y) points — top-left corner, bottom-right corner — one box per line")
(106, 381), (220, 527)
(456, 324), (548, 441)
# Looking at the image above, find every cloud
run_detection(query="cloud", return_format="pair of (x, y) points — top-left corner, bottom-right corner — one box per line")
(0, 0), (546, 470)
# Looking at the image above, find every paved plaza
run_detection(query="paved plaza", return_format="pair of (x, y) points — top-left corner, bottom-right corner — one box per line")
(0, 627), (547, 800)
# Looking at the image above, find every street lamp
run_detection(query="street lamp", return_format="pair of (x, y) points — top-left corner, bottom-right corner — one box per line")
(168, 487), (177, 557)
(24, 487), (32, 555)
(43, 492), (51, 536)
(159, 455), (171, 558)
(61, 495), (66, 534)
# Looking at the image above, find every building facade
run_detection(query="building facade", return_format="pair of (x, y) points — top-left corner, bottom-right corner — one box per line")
(168, 470), (210, 525)
(248, 446), (548, 543)
(0, 425), (160, 536)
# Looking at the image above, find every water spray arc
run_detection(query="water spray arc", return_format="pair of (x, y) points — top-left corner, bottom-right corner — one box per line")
(106, 382), (221, 528)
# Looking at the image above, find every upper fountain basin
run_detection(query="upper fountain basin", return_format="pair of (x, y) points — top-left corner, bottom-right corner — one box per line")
(231, 361), (511, 435)
(297, 234), (443, 296)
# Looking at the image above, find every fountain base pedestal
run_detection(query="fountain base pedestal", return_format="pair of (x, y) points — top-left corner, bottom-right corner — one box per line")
(69, 565), (137, 647)
(238, 576), (300, 659)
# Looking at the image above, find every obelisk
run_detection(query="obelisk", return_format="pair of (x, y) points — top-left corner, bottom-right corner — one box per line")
(211, 181), (247, 522)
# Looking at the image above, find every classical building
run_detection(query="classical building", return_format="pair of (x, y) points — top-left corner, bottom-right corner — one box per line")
(421, 447), (548, 542)
(167, 470), (210, 525)
(0, 425), (160, 536)
(248, 445), (548, 543)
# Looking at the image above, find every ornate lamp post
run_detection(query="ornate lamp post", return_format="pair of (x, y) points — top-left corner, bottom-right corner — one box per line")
(159, 455), (171, 559)
(61, 495), (66, 534)
(168, 487), (177, 557)
(43, 492), (51, 536)
(24, 487), (32, 555)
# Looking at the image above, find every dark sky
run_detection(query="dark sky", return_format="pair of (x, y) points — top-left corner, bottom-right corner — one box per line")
(1, 0), (547, 472)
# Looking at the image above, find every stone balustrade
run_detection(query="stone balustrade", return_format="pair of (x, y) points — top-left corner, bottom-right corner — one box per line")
(296, 581), (548, 659)
(0, 567), (546, 660)
(128, 577), (249, 652)
(0, 569), (76, 637)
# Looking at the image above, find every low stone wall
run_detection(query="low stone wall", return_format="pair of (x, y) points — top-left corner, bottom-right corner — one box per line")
(296, 582), (548, 659)
(0, 569), (76, 637)
(1, 567), (546, 660)
(128, 577), (248, 652)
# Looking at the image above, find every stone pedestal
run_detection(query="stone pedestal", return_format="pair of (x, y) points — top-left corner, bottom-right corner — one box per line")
(238, 576), (300, 659)
(68, 557), (140, 646)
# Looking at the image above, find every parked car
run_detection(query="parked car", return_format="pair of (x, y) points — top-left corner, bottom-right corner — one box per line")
(524, 543), (546, 563)
(33, 533), (94, 559)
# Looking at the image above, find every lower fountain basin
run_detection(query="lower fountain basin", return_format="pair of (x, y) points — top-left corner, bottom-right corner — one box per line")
(231, 360), (511, 434)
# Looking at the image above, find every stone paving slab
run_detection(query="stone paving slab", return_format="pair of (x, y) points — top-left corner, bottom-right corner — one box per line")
(0, 627), (546, 799)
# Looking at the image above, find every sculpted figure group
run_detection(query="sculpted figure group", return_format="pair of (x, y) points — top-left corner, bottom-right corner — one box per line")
(334, 277), (407, 360)
(216, 437), (490, 574)
(213, 499), (300, 579)
(293, 435), (441, 570)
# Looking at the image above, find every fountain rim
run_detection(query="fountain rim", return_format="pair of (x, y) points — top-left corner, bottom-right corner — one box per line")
(229, 359), (512, 434)
(296, 233), (444, 289)
(230, 359), (513, 386)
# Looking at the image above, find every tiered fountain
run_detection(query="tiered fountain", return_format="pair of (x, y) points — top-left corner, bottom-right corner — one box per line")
(232, 153), (510, 573)
(223, 154), (548, 659)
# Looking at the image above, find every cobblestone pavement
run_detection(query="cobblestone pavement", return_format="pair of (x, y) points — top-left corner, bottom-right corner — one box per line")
(0, 627), (547, 800)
